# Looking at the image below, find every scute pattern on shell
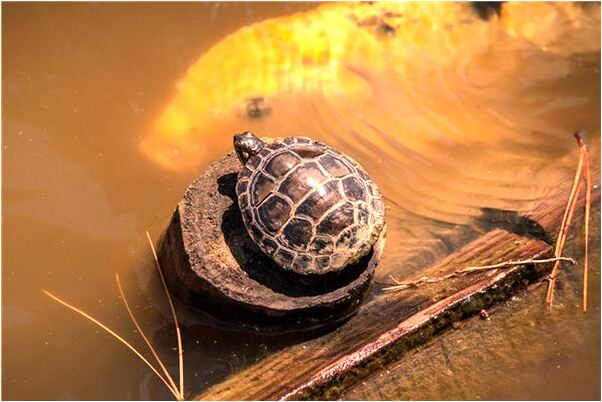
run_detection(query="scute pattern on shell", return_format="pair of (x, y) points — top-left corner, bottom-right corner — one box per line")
(237, 137), (385, 275)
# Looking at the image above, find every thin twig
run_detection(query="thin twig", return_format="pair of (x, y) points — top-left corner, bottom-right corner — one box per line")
(546, 133), (585, 311)
(382, 257), (576, 292)
(577, 133), (591, 313)
(457, 257), (575, 274)
(42, 290), (181, 400)
(146, 231), (184, 400)
(115, 273), (181, 399)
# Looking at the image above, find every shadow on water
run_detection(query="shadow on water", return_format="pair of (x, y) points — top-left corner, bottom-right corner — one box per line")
(470, 2), (503, 20)
(142, 277), (352, 398)
(142, 318), (342, 398)
(476, 207), (553, 245)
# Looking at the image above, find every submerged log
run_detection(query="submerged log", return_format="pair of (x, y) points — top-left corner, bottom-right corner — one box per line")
(194, 169), (599, 400)
(158, 152), (385, 331)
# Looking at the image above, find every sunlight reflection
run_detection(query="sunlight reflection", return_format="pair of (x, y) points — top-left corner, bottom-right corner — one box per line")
(141, 2), (599, 172)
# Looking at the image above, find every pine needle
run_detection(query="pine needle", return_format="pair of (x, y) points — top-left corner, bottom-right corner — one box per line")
(545, 132), (587, 312)
(382, 257), (576, 292)
(577, 133), (591, 313)
(457, 257), (576, 274)
(115, 273), (181, 398)
(43, 232), (187, 400)
(42, 290), (181, 400)
(146, 231), (184, 399)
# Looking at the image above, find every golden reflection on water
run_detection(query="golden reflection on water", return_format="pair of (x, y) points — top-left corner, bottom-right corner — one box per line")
(2, 2), (600, 400)
(141, 1), (600, 276)
(142, 2), (600, 169)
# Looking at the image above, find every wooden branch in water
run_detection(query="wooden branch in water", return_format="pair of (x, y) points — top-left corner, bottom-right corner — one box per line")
(198, 231), (555, 400)
(197, 163), (599, 401)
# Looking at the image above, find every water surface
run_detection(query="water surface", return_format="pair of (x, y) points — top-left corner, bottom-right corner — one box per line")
(2, 2), (600, 400)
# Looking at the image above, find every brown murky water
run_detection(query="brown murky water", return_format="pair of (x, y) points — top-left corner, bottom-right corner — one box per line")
(2, 2), (600, 400)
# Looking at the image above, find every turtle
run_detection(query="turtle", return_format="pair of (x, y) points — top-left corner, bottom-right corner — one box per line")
(233, 131), (386, 275)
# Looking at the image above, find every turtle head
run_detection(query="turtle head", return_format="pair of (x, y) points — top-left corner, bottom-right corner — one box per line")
(234, 131), (265, 165)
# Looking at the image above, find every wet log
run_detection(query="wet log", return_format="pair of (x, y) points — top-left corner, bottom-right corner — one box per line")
(194, 168), (600, 400)
(157, 152), (385, 331)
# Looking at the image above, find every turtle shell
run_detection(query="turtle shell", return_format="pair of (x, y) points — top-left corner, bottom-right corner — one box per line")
(236, 137), (385, 275)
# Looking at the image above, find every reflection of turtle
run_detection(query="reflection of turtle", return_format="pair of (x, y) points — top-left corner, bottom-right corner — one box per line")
(234, 131), (386, 275)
